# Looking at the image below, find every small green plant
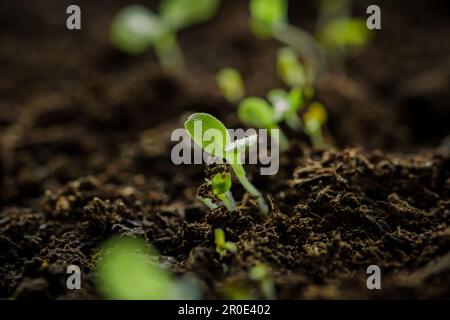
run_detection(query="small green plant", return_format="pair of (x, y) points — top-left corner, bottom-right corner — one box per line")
(249, 0), (326, 82)
(276, 47), (308, 88)
(316, 0), (372, 62)
(110, 0), (220, 73)
(303, 102), (328, 149)
(214, 228), (237, 258)
(211, 172), (237, 212)
(198, 171), (237, 212)
(249, 263), (276, 300)
(216, 68), (245, 104)
(237, 97), (289, 152)
(95, 237), (201, 300)
(184, 113), (269, 216)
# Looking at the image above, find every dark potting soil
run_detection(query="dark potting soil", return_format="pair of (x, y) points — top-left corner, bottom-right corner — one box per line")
(0, 0), (449, 299)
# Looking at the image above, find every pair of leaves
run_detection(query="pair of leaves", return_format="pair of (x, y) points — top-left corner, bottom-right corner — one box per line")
(215, 228), (237, 257)
(238, 87), (302, 130)
(111, 0), (220, 54)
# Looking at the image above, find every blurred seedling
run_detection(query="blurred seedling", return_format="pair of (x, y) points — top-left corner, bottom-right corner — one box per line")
(214, 228), (238, 258)
(249, 263), (276, 300)
(303, 102), (328, 149)
(249, 0), (326, 82)
(198, 171), (237, 212)
(317, 0), (372, 65)
(184, 113), (269, 216)
(110, 0), (220, 73)
(237, 97), (289, 152)
(216, 68), (245, 104)
(95, 237), (201, 300)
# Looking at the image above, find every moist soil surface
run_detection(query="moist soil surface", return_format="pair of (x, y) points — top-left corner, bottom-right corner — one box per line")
(1, 0), (449, 299)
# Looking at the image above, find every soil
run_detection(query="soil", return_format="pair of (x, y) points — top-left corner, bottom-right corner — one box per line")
(1, 0), (449, 299)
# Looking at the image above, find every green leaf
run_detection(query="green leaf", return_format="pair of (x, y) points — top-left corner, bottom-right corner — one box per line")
(215, 228), (226, 247)
(110, 5), (168, 54)
(160, 0), (220, 30)
(267, 89), (290, 122)
(318, 18), (371, 53)
(249, 0), (288, 38)
(211, 172), (232, 196)
(216, 68), (245, 103)
(238, 97), (277, 129)
(96, 238), (174, 300)
(185, 113), (230, 159)
(276, 47), (307, 88)
(288, 87), (303, 112)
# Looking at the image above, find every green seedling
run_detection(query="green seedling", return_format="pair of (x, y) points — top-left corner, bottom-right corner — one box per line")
(318, 18), (371, 55)
(215, 228), (238, 258)
(249, 0), (287, 38)
(95, 237), (201, 300)
(184, 113), (269, 216)
(198, 171), (237, 212)
(249, 263), (276, 300)
(267, 88), (303, 132)
(249, 0), (326, 82)
(110, 0), (220, 73)
(316, 0), (372, 61)
(216, 68), (245, 104)
(237, 97), (289, 152)
(211, 172), (237, 212)
(276, 47), (308, 88)
(303, 102), (328, 149)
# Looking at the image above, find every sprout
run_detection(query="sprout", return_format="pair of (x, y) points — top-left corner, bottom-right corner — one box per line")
(318, 18), (371, 55)
(267, 87), (304, 132)
(316, 0), (372, 59)
(237, 97), (289, 152)
(184, 113), (269, 216)
(110, 0), (220, 73)
(216, 68), (245, 104)
(249, 0), (326, 82)
(249, 0), (288, 38)
(110, 5), (169, 55)
(95, 237), (201, 300)
(214, 228), (237, 258)
(211, 172), (237, 212)
(249, 263), (276, 300)
(303, 102), (328, 149)
(276, 47), (308, 88)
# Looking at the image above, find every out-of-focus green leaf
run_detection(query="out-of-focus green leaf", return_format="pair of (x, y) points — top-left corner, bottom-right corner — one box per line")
(249, 0), (288, 38)
(110, 5), (168, 54)
(160, 0), (220, 30)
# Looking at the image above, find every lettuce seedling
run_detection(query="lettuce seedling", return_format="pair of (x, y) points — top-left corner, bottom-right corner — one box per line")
(215, 228), (237, 258)
(185, 113), (269, 216)
(316, 0), (371, 60)
(276, 47), (308, 89)
(249, 0), (326, 82)
(267, 87), (304, 132)
(95, 237), (201, 300)
(249, 263), (276, 300)
(318, 18), (371, 56)
(303, 102), (328, 149)
(237, 97), (289, 152)
(211, 172), (237, 212)
(110, 0), (220, 73)
(216, 68), (245, 104)
(249, 0), (287, 38)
